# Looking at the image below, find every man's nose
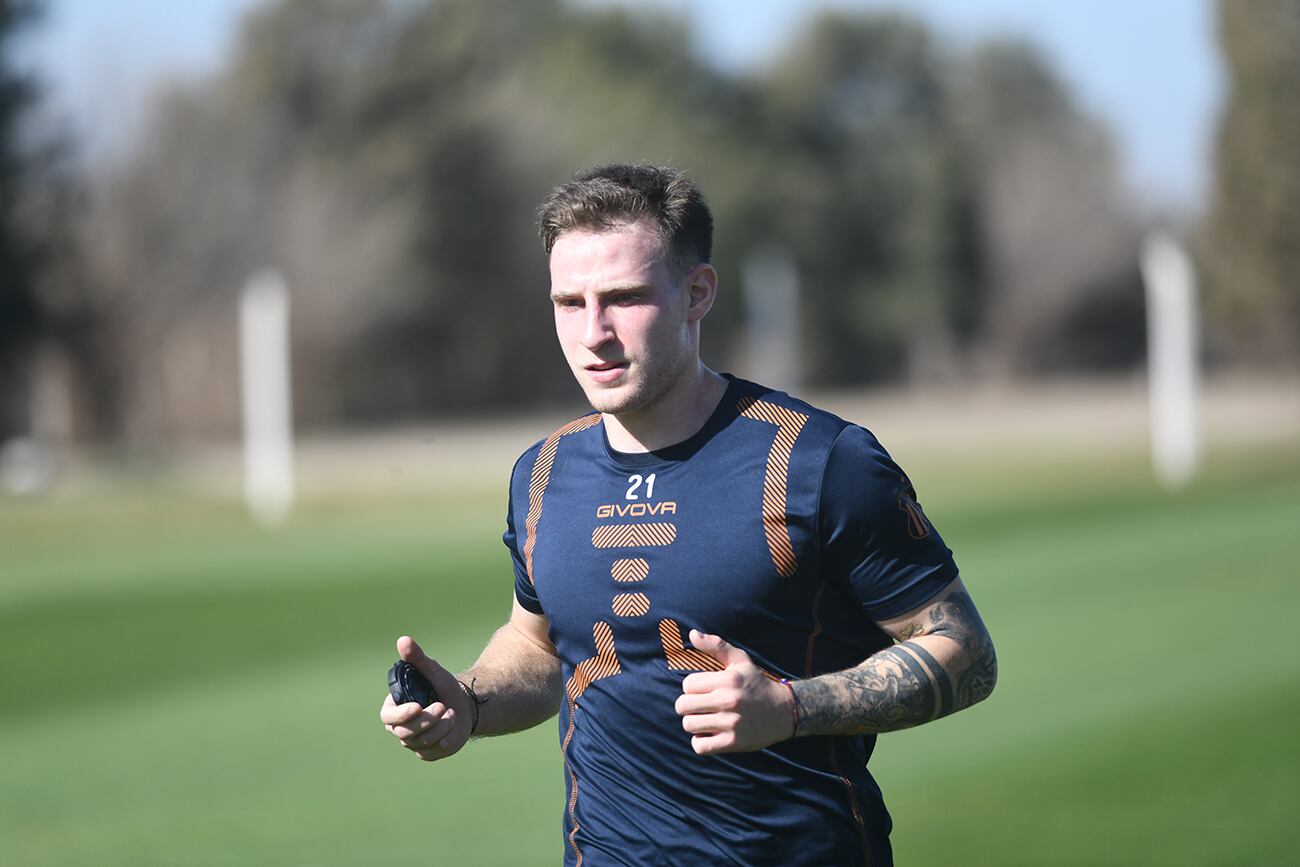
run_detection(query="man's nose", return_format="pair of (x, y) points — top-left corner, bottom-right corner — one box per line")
(581, 303), (614, 350)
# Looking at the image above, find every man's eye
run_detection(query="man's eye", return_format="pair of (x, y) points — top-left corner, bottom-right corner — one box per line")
(612, 293), (641, 304)
(556, 299), (582, 309)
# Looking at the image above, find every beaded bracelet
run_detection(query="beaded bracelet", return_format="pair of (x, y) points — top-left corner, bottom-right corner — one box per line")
(457, 679), (482, 735)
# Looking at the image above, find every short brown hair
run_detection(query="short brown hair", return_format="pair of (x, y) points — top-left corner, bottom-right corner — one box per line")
(538, 164), (713, 280)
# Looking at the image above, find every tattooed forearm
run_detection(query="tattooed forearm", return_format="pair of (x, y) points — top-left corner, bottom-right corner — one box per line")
(790, 588), (997, 737)
(792, 646), (940, 735)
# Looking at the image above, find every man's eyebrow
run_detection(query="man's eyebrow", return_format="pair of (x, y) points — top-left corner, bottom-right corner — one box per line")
(549, 283), (653, 301)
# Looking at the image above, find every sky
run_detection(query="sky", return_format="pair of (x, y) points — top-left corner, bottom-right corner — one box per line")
(21, 0), (1223, 213)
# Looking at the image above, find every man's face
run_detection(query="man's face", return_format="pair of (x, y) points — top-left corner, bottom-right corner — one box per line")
(549, 221), (695, 416)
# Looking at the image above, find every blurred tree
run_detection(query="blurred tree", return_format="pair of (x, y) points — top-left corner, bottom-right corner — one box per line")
(0, 0), (97, 441)
(1208, 0), (1300, 365)
(754, 13), (953, 385)
(0, 0), (40, 436)
(88, 0), (411, 439)
(948, 39), (1141, 379)
(747, 16), (1140, 384)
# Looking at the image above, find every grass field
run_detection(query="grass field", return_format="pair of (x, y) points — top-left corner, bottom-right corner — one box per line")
(2, 440), (1298, 865)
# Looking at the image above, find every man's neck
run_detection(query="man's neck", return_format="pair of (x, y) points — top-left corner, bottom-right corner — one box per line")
(603, 365), (728, 453)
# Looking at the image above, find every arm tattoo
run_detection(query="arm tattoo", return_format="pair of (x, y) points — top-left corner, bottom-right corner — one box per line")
(898, 642), (952, 717)
(792, 590), (997, 737)
(931, 590), (998, 710)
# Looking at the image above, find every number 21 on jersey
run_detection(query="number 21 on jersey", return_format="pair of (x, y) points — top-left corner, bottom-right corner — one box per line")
(625, 473), (656, 500)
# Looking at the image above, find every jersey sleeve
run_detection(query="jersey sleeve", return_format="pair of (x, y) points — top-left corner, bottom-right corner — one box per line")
(818, 425), (958, 620)
(503, 450), (545, 615)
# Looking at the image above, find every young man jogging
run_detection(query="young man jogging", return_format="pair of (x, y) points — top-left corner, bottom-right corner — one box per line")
(381, 163), (997, 866)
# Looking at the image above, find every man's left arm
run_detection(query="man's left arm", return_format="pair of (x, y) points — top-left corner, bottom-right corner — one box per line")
(675, 577), (996, 754)
(792, 577), (996, 737)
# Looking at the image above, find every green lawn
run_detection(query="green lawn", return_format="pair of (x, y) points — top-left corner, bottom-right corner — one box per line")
(2, 444), (1297, 865)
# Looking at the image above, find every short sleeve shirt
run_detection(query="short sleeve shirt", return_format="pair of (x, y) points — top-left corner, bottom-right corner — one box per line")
(502, 375), (957, 866)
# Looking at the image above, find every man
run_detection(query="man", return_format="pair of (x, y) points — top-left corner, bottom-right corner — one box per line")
(381, 164), (997, 865)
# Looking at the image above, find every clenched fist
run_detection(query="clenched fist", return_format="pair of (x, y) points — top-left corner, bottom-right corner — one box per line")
(673, 629), (796, 756)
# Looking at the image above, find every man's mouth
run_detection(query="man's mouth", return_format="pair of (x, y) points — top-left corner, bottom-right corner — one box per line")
(585, 361), (629, 383)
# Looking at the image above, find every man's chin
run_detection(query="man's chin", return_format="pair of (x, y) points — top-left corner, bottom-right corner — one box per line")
(583, 390), (633, 415)
(580, 380), (643, 415)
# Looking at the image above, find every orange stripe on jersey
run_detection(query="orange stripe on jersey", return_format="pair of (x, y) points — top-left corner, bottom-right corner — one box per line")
(611, 592), (651, 617)
(610, 557), (650, 583)
(562, 621), (625, 867)
(565, 621), (622, 703)
(658, 618), (783, 684)
(657, 619), (725, 672)
(736, 397), (809, 577)
(522, 414), (601, 585)
(591, 522), (677, 549)
(561, 696), (583, 866)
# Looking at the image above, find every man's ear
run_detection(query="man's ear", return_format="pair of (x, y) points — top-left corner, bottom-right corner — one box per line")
(684, 264), (718, 324)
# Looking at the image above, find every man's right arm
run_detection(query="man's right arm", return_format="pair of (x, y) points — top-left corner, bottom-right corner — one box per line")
(460, 600), (563, 736)
(380, 599), (562, 761)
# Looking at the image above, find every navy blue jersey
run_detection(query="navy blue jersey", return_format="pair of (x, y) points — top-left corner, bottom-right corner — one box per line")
(503, 375), (958, 866)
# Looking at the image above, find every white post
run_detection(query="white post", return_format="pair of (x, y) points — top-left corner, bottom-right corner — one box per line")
(1140, 232), (1200, 489)
(742, 244), (801, 392)
(239, 270), (295, 525)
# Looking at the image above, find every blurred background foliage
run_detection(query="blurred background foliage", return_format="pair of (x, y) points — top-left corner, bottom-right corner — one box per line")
(1206, 0), (1300, 366)
(0, 0), (1296, 444)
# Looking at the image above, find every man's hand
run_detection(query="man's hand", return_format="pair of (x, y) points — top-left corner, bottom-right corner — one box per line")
(380, 635), (472, 762)
(673, 629), (795, 756)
